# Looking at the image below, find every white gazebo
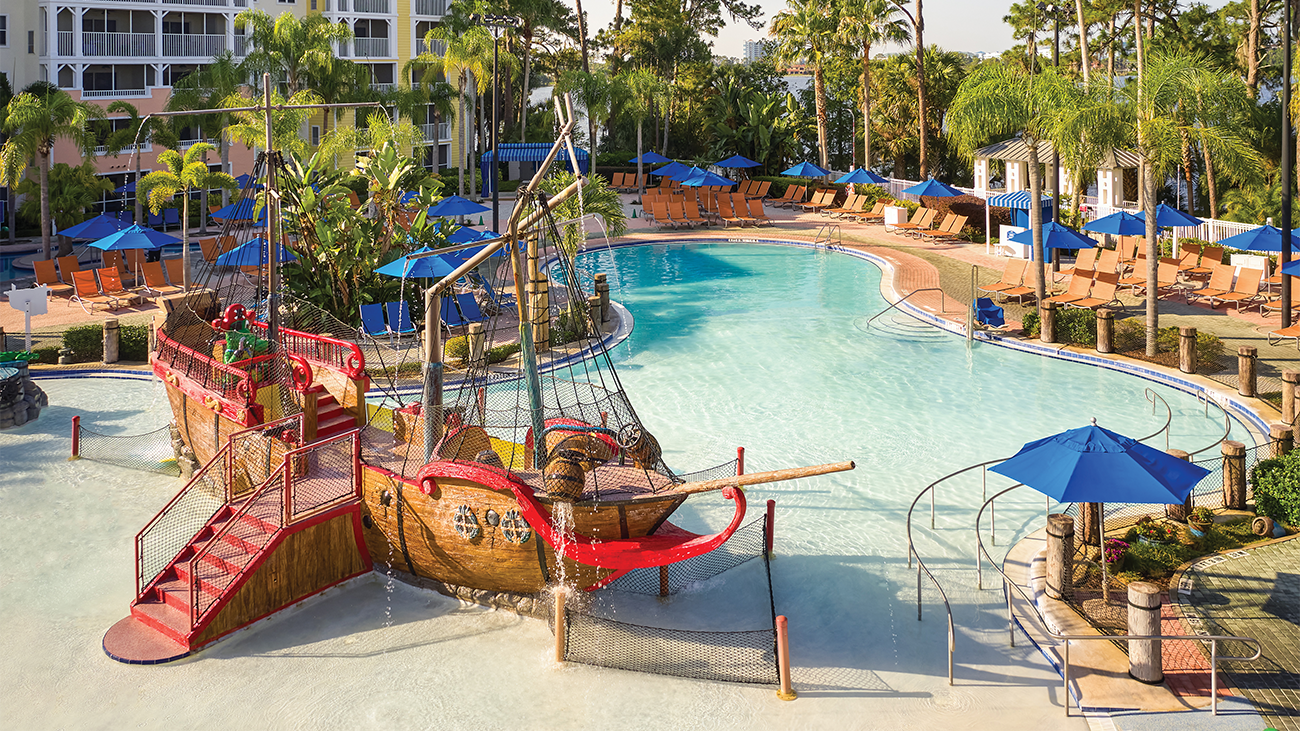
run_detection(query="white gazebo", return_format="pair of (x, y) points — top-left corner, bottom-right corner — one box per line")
(972, 138), (1143, 212)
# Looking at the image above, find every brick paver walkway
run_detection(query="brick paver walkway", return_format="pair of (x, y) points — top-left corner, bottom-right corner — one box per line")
(1177, 537), (1300, 730)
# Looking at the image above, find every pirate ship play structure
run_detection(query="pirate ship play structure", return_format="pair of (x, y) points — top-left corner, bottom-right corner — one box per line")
(98, 82), (853, 664)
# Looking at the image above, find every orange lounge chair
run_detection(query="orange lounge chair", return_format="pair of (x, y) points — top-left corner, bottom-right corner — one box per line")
(1094, 248), (1120, 275)
(1268, 323), (1300, 349)
(747, 198), (773, 226)
(164, 258), (188, 290)
(668, 200), (695, 229)
(97, 267), (143, 307)
(978, 258), (1028, 295)
(1059, 248), (1098, 279)
(103, 251), (138, 288)
(141, 260), (183, 297)
(1186, 246), (1223, 277)
(1187, 264), (1235, 304)
(33, 258), (74, 298)
(1044, 274), (1093, 306)
(70, 270), (123, 312)
(923, 214), (968, 242)
(1067, 271), (1122, 310)
(912, 212), (956, 239)
(1261, 287), (1300, 318)
(799, 189), (835, 213)
(1207, 268), (1263, 310)
(889, 208), (935, 234)
(1174, 243), (1202, 274)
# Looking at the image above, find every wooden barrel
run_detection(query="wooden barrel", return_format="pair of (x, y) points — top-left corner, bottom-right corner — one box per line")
(626, 430), (662, 470)
(544, 457), (586, 501)
(546, 432), (614, 468)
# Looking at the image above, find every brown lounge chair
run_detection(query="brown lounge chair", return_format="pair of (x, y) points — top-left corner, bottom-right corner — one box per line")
(1044, 274), (1093, 306)
(70, 270), (123, 312)
(57, 254), (81, 287)
(747, 199), (774, 226)
(1261, 287), (1300, 318)
(1067, 271), (1122, 310)
(889, 208), (936, 234)
(1207, 268), (1263, 311)
(923, 214), (968, 243)
(912, 213), (956, 239)
(1094, 248), (1121, 275)
(141, 260), (183, 297)
(164, 258), (188, 290)
(1058, 247), (1098, 280)
(1128, 258), (1184, 298)
(1186, 246), (1223, 277)
(1269, 324), (1300, 349)
(799, 189), (836, 213)
(1187, 264), (1235, 305)
(32, 258), (74, 298)
(978, 258), (1028, 295)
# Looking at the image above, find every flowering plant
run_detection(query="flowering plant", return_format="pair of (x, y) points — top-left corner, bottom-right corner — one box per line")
(1136, 521), (1178, 543)
(1104, 538), (1128, 565)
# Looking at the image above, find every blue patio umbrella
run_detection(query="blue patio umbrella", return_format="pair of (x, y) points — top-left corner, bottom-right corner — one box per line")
(375, 247), (457, 279)
(629, 151), (671, 165)
(233, 173), (263, 190)
(1135, 203), (1203, 228)
(902, 177), (963, 197)
(114, 180), (137, 194)
(88, 225), (180, 251)
(835, 168), (888, 185)
(1009, 221), (1098, 250)
(679, 167), (735, 187)
(715, 154), (761, 168)
(781, 161), (831, 178)
(991, 419), (1210, 599)
(59, 214), (129, 240)
(211, 198), (262, 221)
(448, 227), (499, 245)
(427, 195), (491, 218)
(214, 237), (298, 267)
(1216, 224), (1289, 252)
(439, 244), (489, 267)
(1083, 210), (1147, 236)
(651, 161), (693, 179)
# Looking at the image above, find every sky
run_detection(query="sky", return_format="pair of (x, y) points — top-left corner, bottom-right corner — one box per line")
(576, 0), (1023, 60)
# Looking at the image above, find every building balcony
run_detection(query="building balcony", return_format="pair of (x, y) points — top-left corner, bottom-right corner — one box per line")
(94, 141), (153, 156)
(162, 0), (231, 6)
(233, 35), (248, 56)
(413, 0), (446, 15)
(353, 0), (390, 13)
(80, 31), (156, 57)
(418, 122), (450, 142)
(81, 88), (150, 98)
(415, 38), (446, 57)
(177, 137), (219, 150)
(369, 82), (396, 93)
(351, 38), (389, 58)
(163, 33), (225, 57)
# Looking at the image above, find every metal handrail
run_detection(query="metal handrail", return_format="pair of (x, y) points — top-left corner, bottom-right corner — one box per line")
(865, 287), (948, 326)
(1143, 388), (1173, 451)
(814, 222), (841, 246)
(1188, 390), (1232, 459)
(975, 483), (1262, 717)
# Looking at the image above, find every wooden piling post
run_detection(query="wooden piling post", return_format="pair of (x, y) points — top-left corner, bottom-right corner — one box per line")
(1178, 326), (1197, 374)
(1046, 514), (1074, 600)
(467, 322), (485, 363)
(1040, 301), (1058, 344)
(776, 615), (796, 700)
(594, 272), (610, 323)
(1238, 346), (1257, 398)
(1271, 424), (1294, 458)
(1096, 308), (1114, 354)
(553, 589), (567, 664)
(1283, 370), (1299, 425)
(102, 318), (120, 364)
(658, 565), (670, 597)
(586, 295), (603, 335)
(1222, 440), (1246, 510)
(1127, 582), (1163, 684)
(1164, 449), (1192, 521)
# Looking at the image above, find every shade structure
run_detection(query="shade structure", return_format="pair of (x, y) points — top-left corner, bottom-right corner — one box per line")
(427, 195), (491, 218)
(213, 237), (298, 267)
(211, 199), (262, 221)
(990, 422), (1209, 505)
(902, 177), (963, 197)
(1216, 224), (1290, 252)
(679, 167), (735, 187)
(479, 142), (588, 195)
(375, 247), (457, 279)
(1082, 210), (1146, 236)
(1008, 221), (1098, 250)
(59, 214), (129, 240)
(88, 225), (179, 251)
(987, 190), (1053, 228)
(715, 154), (761, 168)
(629, 151), (671, 164)
(652, 161), (693, 179)
(835, 168), (888, 185)
(1135, 203), (1203, 228)
(781, 161), (831, 178)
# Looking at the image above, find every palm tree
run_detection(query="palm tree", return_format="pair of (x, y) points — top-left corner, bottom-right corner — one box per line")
(947, 64), (1080, 317)
(0, 74), (14, 243)
(317, 109), (424, 165)
(235, 10), (353, 95)
(837, 0), (909, 169)
(104, 101), (180, 228)
(504, 0), (573, 143)
(169, 53), (246, 208)
(772, 0), (838, 175)
(617, 68), (668, 195)
(138, 143), (237, 289)
(1064, 51), (1262, 355)
(0, 83), (102, 260)
(408, 25), (496, 198)
(556, 69), (611, 161)
(222, 88), (323, 160)
(305, 55), (367, 148)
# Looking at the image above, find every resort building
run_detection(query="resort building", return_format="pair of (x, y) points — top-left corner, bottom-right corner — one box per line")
(742, 39), (767, 65)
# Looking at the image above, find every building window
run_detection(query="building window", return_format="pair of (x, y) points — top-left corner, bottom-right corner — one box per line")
(311, 125), (320, 146)
(29, 30), (35, 53)
(311, 0), (317, 8)
(0, 16), (8, 47)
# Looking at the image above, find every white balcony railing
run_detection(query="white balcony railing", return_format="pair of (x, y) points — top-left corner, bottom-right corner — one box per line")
(417, 122), (451, 142)
(233, 35), (248, 56)
(57, 31), (73, 56)
(163, 33), (225, 57)
(353, 0), (389, 12)
(81, 88), (150, 98)
(415, 38), (446, 57)
(162, 0), (229, 6)
(437, 121), (450, 140)
(369, 82), (395, 93)
(177, 137), (219, 150)
(414, 0), (445, 15)
(352, 37), (389, 57)
(82, 32), (155, 57)
(94, 141), (153, 156)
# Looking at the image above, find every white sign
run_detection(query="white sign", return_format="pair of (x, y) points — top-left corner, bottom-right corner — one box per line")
(7, 285), (49, 352)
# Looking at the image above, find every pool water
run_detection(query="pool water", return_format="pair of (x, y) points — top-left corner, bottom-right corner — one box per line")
(1, 243), (1250, 730)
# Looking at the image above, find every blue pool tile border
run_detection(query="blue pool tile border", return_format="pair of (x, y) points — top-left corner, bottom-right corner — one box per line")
(30, 368), (157, 382)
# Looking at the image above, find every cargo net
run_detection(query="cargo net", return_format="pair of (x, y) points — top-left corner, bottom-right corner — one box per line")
(552, 515), (779, 686)
(77, 422), (181, 477)
(358, 185), (740, 496)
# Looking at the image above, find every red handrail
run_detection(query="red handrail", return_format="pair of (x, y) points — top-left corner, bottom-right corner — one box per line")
(154, 328), (273, 404)
(135, 441), (231, 597)
(250, 322), (365, 379)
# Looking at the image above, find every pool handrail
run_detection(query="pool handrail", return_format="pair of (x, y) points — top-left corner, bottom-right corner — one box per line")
(975, 483), (1262, 717)
(865, 287), (949, 325)
(1188, 390), (1233, 459)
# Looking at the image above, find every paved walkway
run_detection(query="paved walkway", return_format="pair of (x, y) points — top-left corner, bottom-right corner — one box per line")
(1176, 537), (1300, 731)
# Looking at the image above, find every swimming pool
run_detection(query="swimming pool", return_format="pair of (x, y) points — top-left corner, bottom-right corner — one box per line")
(1, 242), (1251, 729)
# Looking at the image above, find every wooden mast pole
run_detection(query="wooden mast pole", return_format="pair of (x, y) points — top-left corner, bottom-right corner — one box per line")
(263, 73), (281, 344)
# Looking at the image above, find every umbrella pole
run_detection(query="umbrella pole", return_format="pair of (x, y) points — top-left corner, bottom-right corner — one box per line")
(1099, 501), (1108, 604)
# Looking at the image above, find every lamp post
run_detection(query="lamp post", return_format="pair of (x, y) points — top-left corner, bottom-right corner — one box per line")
(473, 14), (522, 234)
(1283, 0), (1293, 328)
(1038, 1), (1064, 271)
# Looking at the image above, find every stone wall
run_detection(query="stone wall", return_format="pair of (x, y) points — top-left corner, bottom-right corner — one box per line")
(0, 362), (48, 429)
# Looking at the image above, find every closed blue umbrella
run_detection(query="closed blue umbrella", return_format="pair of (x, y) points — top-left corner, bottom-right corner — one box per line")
(375, 247), (457, 279)
(781, 161), (831, 178)
(629, 152), (671, 164)
(88, 225), (180, 250)
(902, 177), (963, 197)
(715, 154), (761, 168)
(427, 195), (491, 217)
(1135, 203), (1203, 228)
(651, 161), (693, 179)
(214, 237), (298, 267)
(1009, 222), (1098, 250)
(835, 168), (888, 185)
(59, 214), (129, 240)
(1083, 210), (1146, 236)
(1216, 224), (1288, 252)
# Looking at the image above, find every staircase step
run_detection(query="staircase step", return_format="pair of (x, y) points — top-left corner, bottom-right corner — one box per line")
(317, 393), (338, 407)
(131, 599), (191, 645)
(317, 411), (356, 438)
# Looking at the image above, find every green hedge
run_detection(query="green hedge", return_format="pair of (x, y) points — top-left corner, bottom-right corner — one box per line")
(1251, 453), (1300, 526)
(63, 324), (103, 362)
(1020, 307), (1096, 345)
(1114, 319), (1225, 363)
(121, 324), (149, 361)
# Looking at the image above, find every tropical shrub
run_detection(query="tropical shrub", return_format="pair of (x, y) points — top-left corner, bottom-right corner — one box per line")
(1250, 453), (1300, 526)
(62, 323), (103, 362)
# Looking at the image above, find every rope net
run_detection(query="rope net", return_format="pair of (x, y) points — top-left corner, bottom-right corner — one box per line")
(78, 423), (181, 477)
(553, 515), (779, 685)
